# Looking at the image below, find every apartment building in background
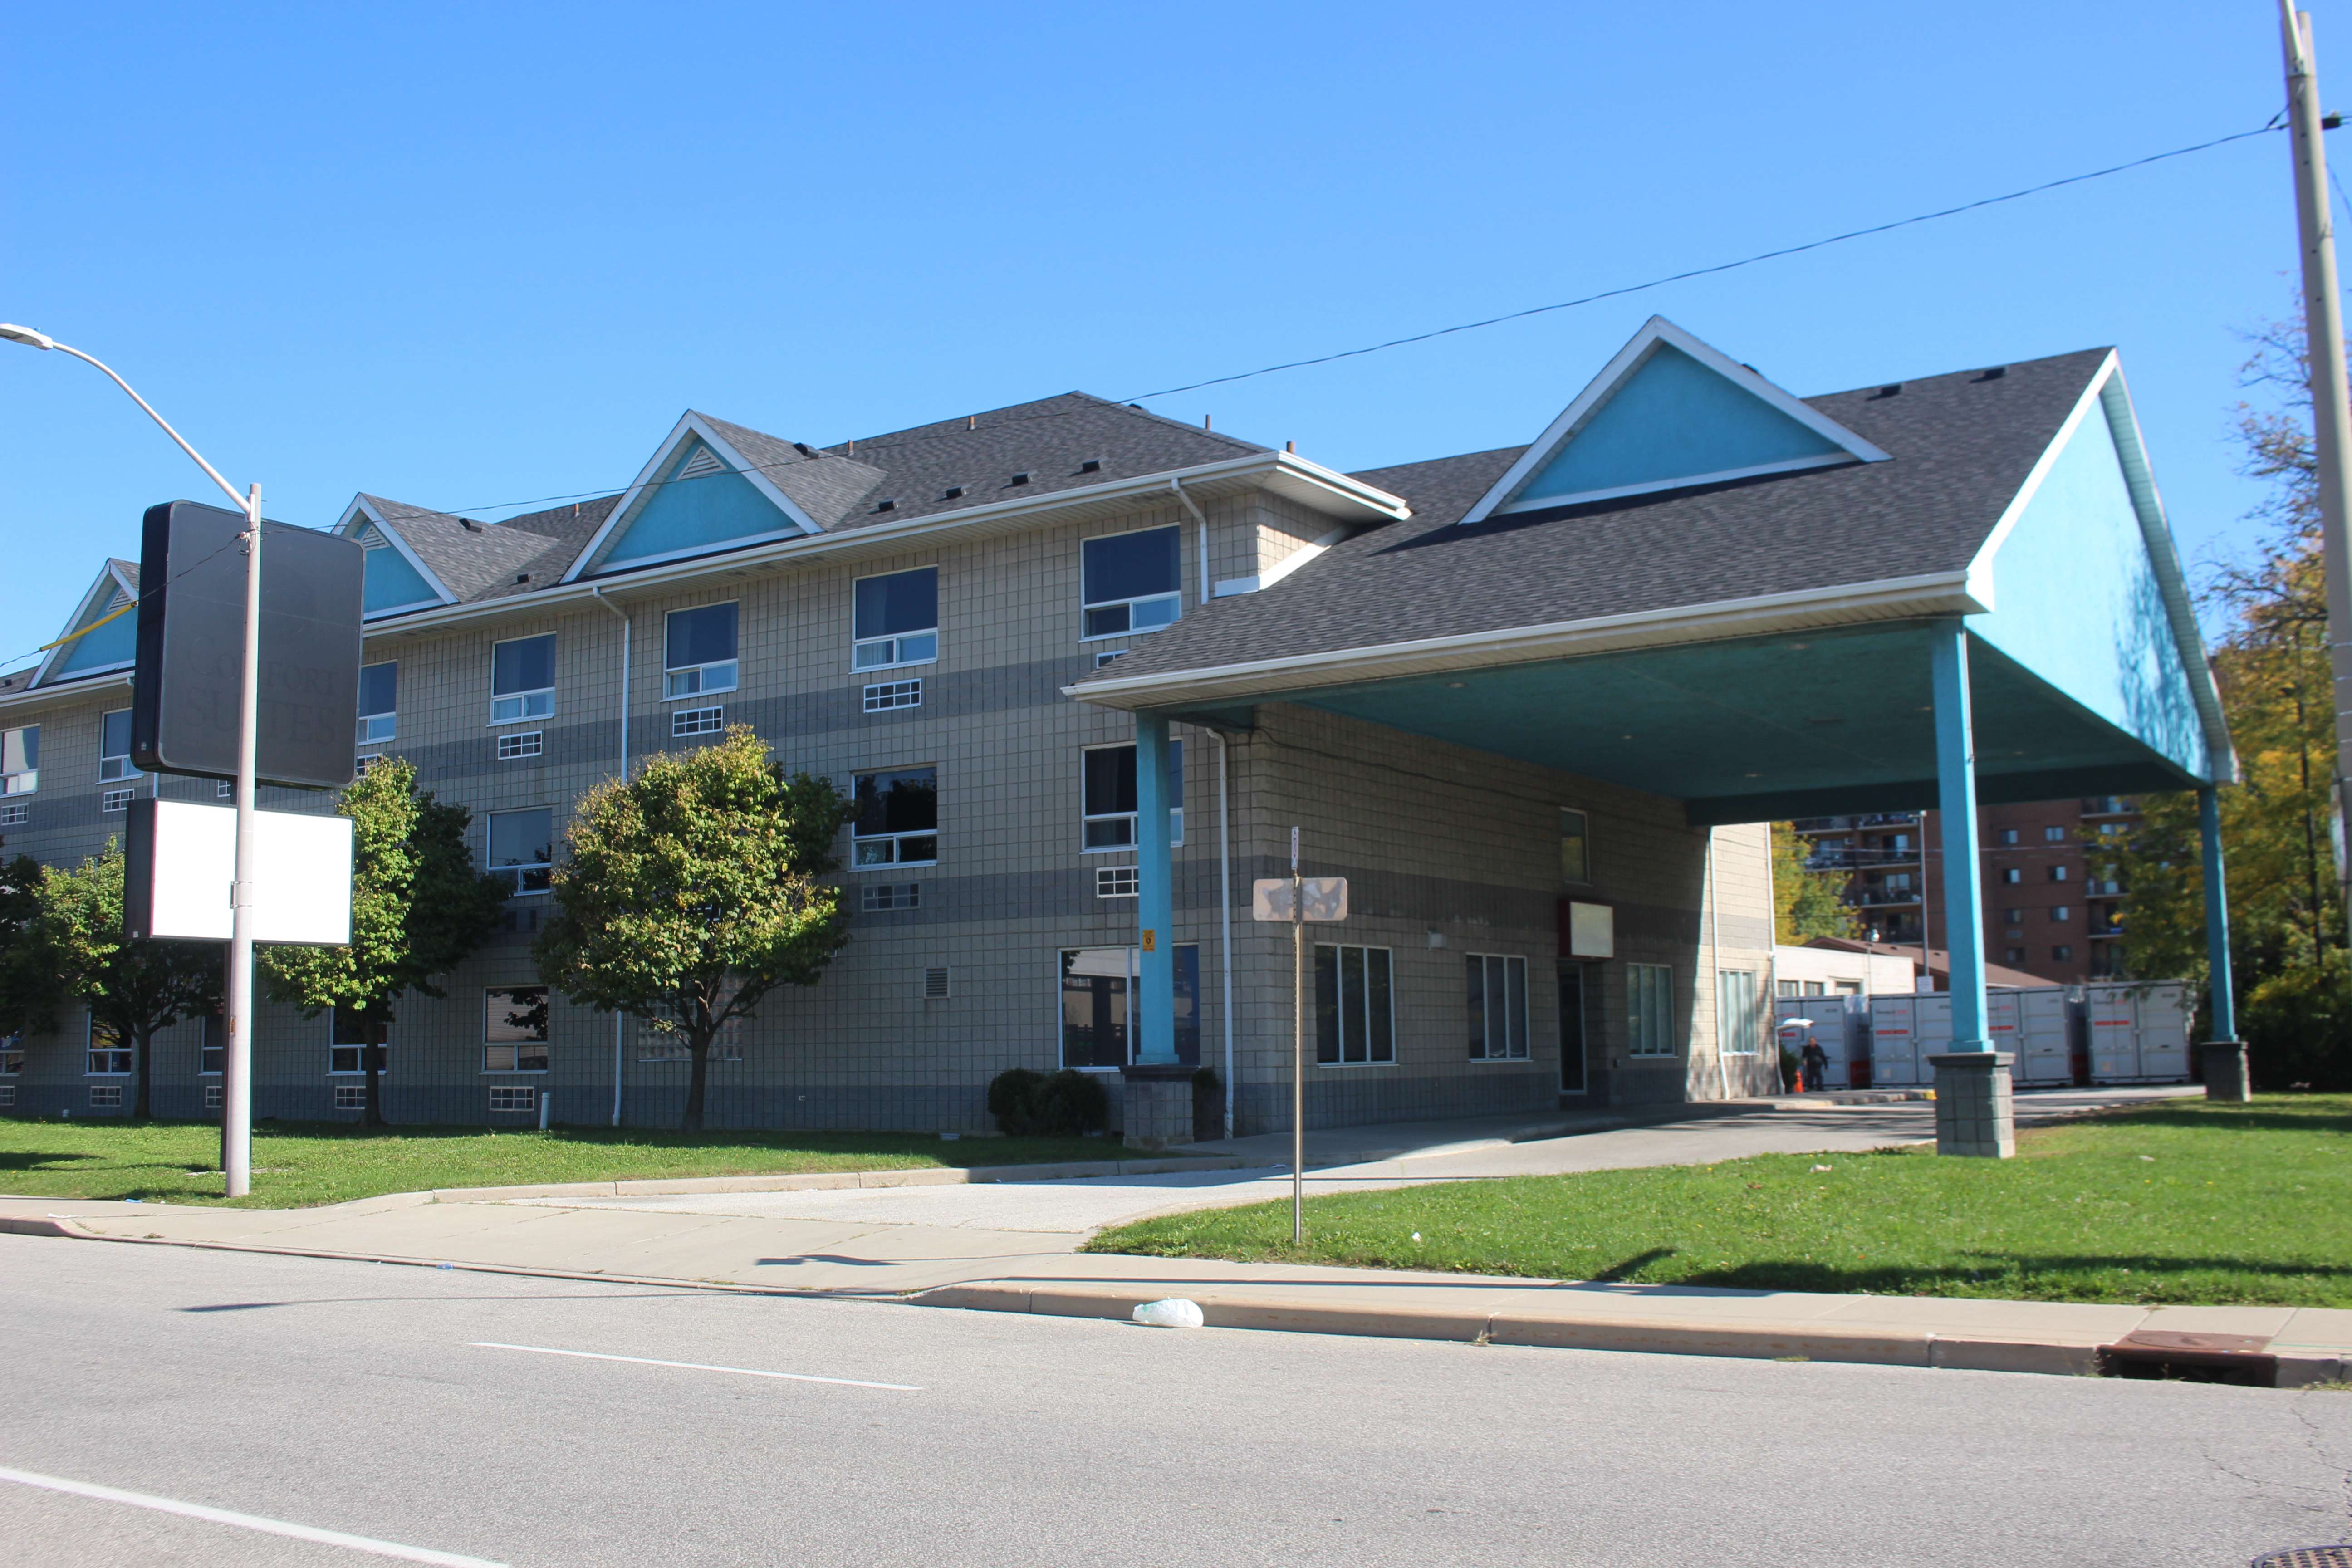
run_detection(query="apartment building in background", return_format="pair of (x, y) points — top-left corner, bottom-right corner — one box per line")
(1790, 795), (2141, 986)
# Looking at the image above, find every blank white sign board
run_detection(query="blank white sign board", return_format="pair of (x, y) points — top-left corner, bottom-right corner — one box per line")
(1565, 901), (1614, 959)
(126, 799), (353, 945)
(1251, 877), (1348, 922)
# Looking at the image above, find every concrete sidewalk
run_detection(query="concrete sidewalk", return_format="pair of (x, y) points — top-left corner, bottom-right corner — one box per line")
(10, 1083), (2299, 1383)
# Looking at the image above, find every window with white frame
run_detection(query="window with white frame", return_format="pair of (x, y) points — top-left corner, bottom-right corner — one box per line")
(202, 1083), (220, 1110)
(1058, 945), (1200, 1068)
(490, 634), (555, 723)
(489, 1086), (535, 1113)
(357, 662), (397, 746)
(853, 568), (938, 671)
(1317, 944), (1396, 1065)
(1716, 968), (1760, 1056)
(89, 1084), (121, 1109)
(853, 768), (937, 867)
(488, 808), (554, 895)
(329, 1008), (388, 1075)
(0, 803), (24, 827)
(863, 679), (921, 713)
(1465, 953), (1529, 1060)
(333, 1084), (367, 1111)
(484, 986), (549, 1072)
(1560, 808), (1590, 884)
(200, 1015), (222, 1076)
(672, 706), (724, 738)
(87, 1016), (131, 1076)
(1081, 526), (1181, 638)
(861, 882), (921, 912)
(1, 1030), (22, 1076)
(1081, 742), (1181, 850)
(101, 788), (134, 813)
(2, 724), (36, 796)
(99, 709), (138, 783)
(496, 730), (544, 761)
(1627, 963), (1676, 1057)
(664, 603), (738, 698)
(1095, 866), (1137, 898)
(637, 1004), (743, 1063)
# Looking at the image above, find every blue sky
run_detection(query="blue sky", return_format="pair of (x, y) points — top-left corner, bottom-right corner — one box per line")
(0, 0), (2313, 669)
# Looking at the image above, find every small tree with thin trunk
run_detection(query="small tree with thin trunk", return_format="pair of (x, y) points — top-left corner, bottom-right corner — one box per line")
(535, 727), (853, 1132)
(27, 842), (221, 1119)
(262, 760), (507, 1127)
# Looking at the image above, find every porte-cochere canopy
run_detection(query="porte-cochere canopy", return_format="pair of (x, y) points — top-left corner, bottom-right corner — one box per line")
(1071, 317), (2235, 1076)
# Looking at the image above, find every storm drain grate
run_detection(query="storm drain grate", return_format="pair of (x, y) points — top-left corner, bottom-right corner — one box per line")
(2099, 1331), (2276, 1387)
(2251, 1548), (2352, 1568)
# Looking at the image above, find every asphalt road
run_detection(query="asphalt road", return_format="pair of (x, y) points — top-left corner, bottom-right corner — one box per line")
(1, 1235), (2346, 1568)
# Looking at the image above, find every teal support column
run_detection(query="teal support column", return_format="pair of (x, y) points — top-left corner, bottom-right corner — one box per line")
(2200, 786), (2237, 1041)
(1133, 712), (1177, 1065)
(1930, 623), (1989, 1052)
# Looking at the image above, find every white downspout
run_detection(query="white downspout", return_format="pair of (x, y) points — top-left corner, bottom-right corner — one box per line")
(1171, 476), (1211, 606)
(1762, 821), (1780, 1098)
(1708, 828), (1730, 1102)
(592, 587), (630, 1127)
(1215, 730), (1237, 1138)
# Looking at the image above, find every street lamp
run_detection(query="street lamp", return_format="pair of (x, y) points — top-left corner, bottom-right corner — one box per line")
(1, 324), (267, 1198)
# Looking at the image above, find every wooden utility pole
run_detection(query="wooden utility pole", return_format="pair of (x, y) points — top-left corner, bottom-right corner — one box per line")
(2281, 3), (2352, 945)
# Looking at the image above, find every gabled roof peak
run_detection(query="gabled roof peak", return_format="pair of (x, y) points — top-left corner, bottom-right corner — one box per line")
(1460, 316), (1891, 525)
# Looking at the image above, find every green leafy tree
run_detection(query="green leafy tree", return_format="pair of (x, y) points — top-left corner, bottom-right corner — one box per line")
(261, 760), (507, 1127)
(1770, 823), (1862, 942)
(2110, 314), (2347, 1080)
(0, 852), (59, 1045)
(25, 842), (221, 1119)
(535, 727), (854, 1132)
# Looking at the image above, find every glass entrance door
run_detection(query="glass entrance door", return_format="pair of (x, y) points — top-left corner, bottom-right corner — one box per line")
(1558, 961), (1587, 1094)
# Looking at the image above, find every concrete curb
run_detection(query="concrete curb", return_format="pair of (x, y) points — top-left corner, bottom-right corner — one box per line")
(908, 1281), (2131, 1380)
(426, 1156), (1249, 1205)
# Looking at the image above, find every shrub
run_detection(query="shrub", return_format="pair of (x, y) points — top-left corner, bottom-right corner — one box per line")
(987, 1068), (1049, 1136)
(2240, 955), (2352, 1091)
(1031, 1068), (1108, 1137)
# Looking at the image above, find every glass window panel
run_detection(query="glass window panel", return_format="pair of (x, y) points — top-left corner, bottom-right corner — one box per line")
(1559, 809), (1589, 883)
(1466, 955), (1485, 1058)
(487, 808), (553, 894)
(1340, 946), (1367, 1063)
(1082, 527), (1180, 606)
(1060, 948), (1129, 1069)
(855, 569), (938, 640)
(1367, 950), (1393, 1062)
(485, 987), (549, 1043)
(1506, 956), (1529, 1058)
(665, 604), (738, 670)
(101, 710), (132, 757)
(1173, 944), (1200, 1067)
(855, 769), (938, 836)
(1083, 747), (1136, 817)
(492, 635), (555, 696)
(358, 663), (397, 717)
(1315, 946), (1341, 1064)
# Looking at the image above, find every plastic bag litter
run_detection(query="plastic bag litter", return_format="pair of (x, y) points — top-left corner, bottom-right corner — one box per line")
(1132, 1297), (1205, 1330)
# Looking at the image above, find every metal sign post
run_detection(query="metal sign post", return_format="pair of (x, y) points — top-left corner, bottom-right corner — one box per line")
(1252, 834), (1348, 1246)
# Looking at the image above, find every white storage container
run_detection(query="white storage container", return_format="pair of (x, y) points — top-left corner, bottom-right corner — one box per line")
(1866, 992), (1952, 1088)
(2081, 981), (2193, 1083)
(1988, 986), (2073, 1085)
(1773, 995), (1868, 1089)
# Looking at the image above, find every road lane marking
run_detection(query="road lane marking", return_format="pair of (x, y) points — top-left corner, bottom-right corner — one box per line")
(468, 1341), (921, 1390)
(0, 1464), (505, 1566)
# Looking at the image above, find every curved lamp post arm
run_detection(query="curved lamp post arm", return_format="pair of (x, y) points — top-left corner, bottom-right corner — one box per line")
(0, 326), (245, 513)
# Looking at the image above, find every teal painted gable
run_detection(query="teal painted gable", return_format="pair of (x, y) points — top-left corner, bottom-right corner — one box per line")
(1968, 402), (2212, 781)
(1514, 344), (1848, 506)
(54, 596), (136, 676)
(598, 440), (794, 568)
(363, 540), (440, 613)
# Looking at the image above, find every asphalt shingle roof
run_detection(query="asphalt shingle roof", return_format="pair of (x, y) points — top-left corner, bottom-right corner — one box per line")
(1080, 347), (2112, 686)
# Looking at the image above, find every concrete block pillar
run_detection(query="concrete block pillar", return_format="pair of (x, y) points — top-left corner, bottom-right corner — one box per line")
(2197, 785), (2248, 1100)
(1928, 1052), (2015, 1158)
(1118, 1062), (1195, 1150)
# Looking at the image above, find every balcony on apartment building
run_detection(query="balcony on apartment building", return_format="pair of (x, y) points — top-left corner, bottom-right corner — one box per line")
(2080, 796), (2137, 818)
(1855, 884), (1923, 907)
(1857, 811), (1920, 828)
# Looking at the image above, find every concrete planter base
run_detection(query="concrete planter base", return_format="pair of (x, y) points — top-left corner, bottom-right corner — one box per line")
(2199, 1041), (2251, 1102)
(1119, 1063), (1195, 1151)
(1928, 1052), (2014, 1158)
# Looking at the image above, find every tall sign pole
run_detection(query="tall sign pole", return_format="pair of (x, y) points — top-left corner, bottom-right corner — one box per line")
(223, 484), (263, 1199)
(2282, 3), (2352, 946)
(1290, 825), (1304, 1245)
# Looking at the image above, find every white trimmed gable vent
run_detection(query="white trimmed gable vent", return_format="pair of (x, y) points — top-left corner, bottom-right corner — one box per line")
(355, 525), (391, 552)
(676, 445), (726, 480)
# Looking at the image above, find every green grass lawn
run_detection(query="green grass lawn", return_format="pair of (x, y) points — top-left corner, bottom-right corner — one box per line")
(1088, 1095), (2352, 1308)
(0, 1119), (1130, 1209)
